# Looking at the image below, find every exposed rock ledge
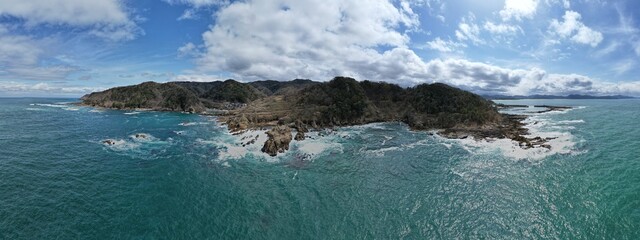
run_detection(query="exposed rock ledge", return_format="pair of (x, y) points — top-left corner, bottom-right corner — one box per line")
(261, 125), (293, 156)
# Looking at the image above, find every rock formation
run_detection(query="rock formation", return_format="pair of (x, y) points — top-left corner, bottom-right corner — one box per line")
(261, 125), (293, 156)
(81, 76), (555, 156)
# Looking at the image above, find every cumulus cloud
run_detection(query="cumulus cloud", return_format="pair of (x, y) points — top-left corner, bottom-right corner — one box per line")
(178, 0), (640, 96)
(195, 0), (419, 82)
(0, 0), (141, 41)
(421, 59), (639, 96)
(549, 11), (603, 47)
(500, 0), (539, 21)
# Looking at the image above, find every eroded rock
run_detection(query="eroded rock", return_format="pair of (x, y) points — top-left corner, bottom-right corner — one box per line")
(261, 125), (292, 156)
(227, 114), (250, 133)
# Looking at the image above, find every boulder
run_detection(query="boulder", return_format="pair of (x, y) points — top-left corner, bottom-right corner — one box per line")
(134, 133), (148, 139)
(293, 120), (307, 141)
(227, 114), (250, 133)
(294, 131), (305, 141)
(102, 139), (117, 146)
(261, 125), (293, 156)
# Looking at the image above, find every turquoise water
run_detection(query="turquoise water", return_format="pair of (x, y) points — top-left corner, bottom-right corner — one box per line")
(1, 98), (639, 239)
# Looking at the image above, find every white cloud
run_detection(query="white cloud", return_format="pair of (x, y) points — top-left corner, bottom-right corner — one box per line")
(483, 21), (520, 35)
(0, 26), (41, 66)
(500, 0), (539, 21)
(549, 11), (603, 47)
(163, 0), (227, 7)
(182, 0), (638, 96)
(0, 0), (128, 25)
(424, 37), (464, 53)
(178, 42), (200, 57)
(177, 9), (198, 20)
(172, 74), (226, 82)
(0, 0), (141, 41)
(455, 14), (483, 45)
(0, 25), (78, 81)
(4, 66), (78, 81)
(88, 22), (142, 42)
(195, 0), (419, 82)
(422, 59), (640, 96)
(0, 81), (102, 95)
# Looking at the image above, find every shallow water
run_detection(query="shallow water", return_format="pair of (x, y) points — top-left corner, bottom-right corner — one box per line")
(1, 98), (639, 239)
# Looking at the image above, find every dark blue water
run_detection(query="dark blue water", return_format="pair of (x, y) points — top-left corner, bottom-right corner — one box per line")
(1, 98), (639, 239)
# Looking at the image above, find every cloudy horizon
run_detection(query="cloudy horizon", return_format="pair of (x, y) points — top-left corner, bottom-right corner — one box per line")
(1, 0), (640, 97)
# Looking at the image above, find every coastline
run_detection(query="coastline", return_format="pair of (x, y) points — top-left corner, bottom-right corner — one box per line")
(81, 102), (573, 156)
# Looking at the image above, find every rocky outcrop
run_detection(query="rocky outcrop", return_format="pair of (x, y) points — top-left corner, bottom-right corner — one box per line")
(294, 131), (305, 141)
(83, 76), (556, 157)
(227, 115), (250, 133)
(134, 133), (149, 140)
(293, 120), (308, 141)
(261, 125), (293, 156)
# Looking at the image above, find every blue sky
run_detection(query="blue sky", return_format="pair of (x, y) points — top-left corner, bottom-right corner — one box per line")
(1, 0), (639, 97)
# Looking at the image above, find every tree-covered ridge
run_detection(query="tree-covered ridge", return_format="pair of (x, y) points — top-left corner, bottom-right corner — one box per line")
(82, 77), (505, 132)
(81, 82), (205, 112)
(202, 80), (266, 103)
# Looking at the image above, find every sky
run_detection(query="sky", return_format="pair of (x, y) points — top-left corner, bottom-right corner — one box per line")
(1, 0), (640, 97)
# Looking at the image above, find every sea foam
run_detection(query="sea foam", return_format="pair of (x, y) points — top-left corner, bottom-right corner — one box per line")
(447, 113), (582, 161)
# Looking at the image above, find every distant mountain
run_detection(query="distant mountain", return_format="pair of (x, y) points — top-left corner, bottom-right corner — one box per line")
(484, 94), (635, 100)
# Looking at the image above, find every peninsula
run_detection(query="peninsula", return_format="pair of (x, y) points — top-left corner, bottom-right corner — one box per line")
(81, 77), (554, 156)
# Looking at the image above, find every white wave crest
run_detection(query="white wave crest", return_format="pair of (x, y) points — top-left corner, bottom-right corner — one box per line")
(558, 120), (585, 124)
(101, 139), (141, 151)
(34, 103), (67, 108)
(179, 122), (210, 126)
(447, 113), (581, 161)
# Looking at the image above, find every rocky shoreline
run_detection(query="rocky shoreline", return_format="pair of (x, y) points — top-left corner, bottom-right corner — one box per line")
(223, 104), (572, 156)
(80, 77), (573, 156)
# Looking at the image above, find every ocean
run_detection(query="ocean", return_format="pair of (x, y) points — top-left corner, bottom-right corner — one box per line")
(1, 98), (639, 239)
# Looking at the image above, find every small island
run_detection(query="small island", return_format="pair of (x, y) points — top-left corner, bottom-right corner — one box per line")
(81, 77), (564, 156)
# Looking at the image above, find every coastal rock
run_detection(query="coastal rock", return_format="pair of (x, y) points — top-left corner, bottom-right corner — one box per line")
(102, 139), (117, 146)
(294, 120), (309, 132)
(294, 131), (305, 141)
(134, 133), (149, 140)
(227, 115), (250, 133)
(293, 120), (308, 141)
(261, 125), (292, 156)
